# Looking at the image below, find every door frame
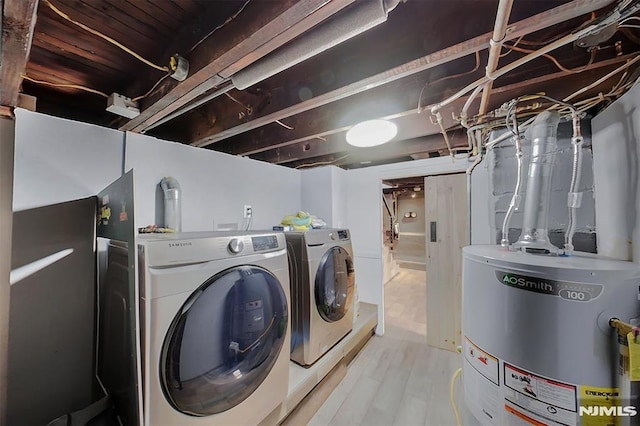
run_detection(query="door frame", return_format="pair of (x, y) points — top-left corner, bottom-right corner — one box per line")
(377, 164), (467, 335)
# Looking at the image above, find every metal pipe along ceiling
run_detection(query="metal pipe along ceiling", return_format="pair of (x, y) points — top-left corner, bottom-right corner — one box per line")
(231, 0), (402, 90)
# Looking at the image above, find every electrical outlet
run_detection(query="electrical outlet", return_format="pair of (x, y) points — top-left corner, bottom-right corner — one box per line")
(243, 205), (252, 219)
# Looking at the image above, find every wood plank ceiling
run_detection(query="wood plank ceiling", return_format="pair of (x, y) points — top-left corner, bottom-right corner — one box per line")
(3, 0), (640, 169)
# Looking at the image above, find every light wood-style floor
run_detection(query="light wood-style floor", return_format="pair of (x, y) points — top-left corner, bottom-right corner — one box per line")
(309, 268), (466, 426)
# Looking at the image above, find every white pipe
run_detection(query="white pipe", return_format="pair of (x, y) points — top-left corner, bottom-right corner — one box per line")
(479, 0), (514, 116)
(431, 23), (598, 115)
(460, 84), (485, 129)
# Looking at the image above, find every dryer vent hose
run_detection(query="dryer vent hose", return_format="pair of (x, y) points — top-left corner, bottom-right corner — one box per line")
(160, 176), (182, 232)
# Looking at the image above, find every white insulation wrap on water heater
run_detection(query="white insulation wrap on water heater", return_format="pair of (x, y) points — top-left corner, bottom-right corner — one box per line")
(462, 245), (640, 426)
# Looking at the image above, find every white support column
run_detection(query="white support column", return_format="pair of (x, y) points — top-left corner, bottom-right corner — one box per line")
(0, 117), (15, 425)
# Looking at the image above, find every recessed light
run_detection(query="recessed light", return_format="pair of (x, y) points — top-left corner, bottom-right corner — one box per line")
(346, 119), (397, 147)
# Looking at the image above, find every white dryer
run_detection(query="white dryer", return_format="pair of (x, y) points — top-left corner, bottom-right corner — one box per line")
(137, 231), (290, 426)
(285, 229), (355, 366)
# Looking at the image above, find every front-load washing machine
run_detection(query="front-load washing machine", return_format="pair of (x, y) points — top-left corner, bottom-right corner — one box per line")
(285, 229), (355, 366)
(137, 231), (290, 426)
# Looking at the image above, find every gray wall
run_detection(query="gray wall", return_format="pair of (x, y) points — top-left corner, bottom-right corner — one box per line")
(592, 82), (640, 261)
(9, 198), (97, 426)
(0, 117), (15, 425)
(472, 121), (596, 252)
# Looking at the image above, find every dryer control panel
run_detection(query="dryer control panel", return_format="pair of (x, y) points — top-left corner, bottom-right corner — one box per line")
(252, 235), (279, 252)
(336, 230), (349, 240)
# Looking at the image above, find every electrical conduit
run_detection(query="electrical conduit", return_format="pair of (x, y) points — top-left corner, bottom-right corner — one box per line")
(564, 112), (584, 254)
(501, 107), (524, 247)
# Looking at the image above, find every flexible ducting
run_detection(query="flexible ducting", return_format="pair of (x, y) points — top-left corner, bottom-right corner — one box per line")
(231, 0), (401, 90)
(514, 110), (560, 254)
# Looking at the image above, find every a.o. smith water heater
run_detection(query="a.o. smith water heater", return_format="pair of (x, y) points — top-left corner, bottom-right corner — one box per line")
(463, 246), (640, 425)
(463, 109), (640, 425)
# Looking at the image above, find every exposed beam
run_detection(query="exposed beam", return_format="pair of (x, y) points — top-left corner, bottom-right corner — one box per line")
(253, 130), (469, 165)
(191, 0), (615, 148)
(283, 132), (469, 169)
(245, 52), (637, 166)
(120, 0), (356, 132)
(219, 50), (633, 159)
(0, 0), (39, 113)
(212, 61), (482, 156)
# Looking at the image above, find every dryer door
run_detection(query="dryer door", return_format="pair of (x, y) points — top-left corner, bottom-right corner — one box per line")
(160, 265), (288, 416)
(315, 247), (355, 322)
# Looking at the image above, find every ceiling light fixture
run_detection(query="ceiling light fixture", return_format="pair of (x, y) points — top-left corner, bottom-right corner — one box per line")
(346, 119), (397, 147)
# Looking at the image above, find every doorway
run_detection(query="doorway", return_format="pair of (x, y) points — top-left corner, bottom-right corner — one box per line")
(382, 176), (426, 271)
(380, 173), (468, 351)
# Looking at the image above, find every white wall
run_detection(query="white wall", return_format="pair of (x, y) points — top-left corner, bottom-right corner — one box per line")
(300, 165), (348, 228)
(0, 117), (15, 424)
(301, 166), (333, 225)
(125, 132), (301, 232)
(592, 82), (640, 261)
(331, 166), (348, 228)
(345, 157), (467, 333)
(13, 109), (123, 211)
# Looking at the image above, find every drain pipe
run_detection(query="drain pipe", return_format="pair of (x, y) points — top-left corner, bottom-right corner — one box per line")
(514, 110), (561, 254)
(479, 0), (514, 116)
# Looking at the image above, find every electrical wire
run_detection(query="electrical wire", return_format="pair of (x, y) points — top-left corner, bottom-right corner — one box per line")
(418, 51), (481, 112)
(295, 153), (351, 169)
(450, 368), (462, 426)
(225, 92), (252, 112)
(275, 119), (294, 130)
(21, 74), (109, 98)
(619, 24), (640, 29)
(621, 16), (640, 24)
(499, 35), (523, 58)
(132, 73), (171, 102)
(189, 0), (252, 54)
(43, 0), (169, 73)
(502, 42), (596, 74)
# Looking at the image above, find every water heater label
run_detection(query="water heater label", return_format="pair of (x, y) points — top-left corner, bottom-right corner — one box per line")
(504, 363), (577, 425)
(464, 337), (499, 386)
(495, 271), (603, 302)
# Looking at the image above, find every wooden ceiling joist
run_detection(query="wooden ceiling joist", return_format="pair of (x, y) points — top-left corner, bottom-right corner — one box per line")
(120, 0), (357, 133)
(189, 0), (615, 149)
(0, 0), (39, 114)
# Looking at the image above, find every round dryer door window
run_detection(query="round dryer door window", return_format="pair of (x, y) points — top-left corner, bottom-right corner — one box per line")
(160, 265), (288, 416)
(315, 247), (355, 322)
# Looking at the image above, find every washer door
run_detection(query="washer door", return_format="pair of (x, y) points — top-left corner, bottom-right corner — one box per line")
(161, 265), (288, 416)
(314, 247), (355, 322)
